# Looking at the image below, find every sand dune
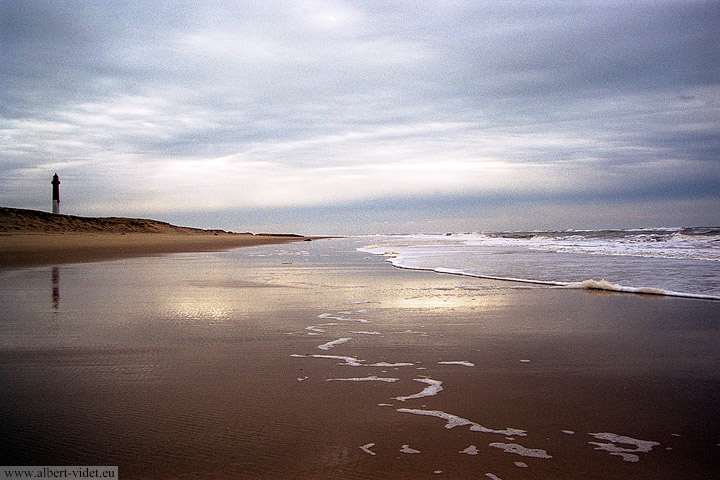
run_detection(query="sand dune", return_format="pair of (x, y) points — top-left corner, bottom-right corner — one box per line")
(0, 207), (311, 268)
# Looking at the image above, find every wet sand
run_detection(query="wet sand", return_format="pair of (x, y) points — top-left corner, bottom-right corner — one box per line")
(1, 239), (718, 479)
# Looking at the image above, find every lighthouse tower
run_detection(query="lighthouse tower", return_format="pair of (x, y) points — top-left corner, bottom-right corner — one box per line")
(51, 173), (60, 214)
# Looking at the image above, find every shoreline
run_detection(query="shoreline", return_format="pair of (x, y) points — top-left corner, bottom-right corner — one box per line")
(0, 232), (316, 269)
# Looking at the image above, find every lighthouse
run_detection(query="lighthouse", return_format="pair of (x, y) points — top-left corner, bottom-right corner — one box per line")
(51, 173), (60, 214)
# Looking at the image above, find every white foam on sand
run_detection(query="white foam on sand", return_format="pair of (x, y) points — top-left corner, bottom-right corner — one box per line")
(439, 361), (475, 367)
(588, 432), (660, 462)
(562, 430), (575, 435)
(327, 376), (399, 383)
(370, 362), (414, 367)
(489, 442), (552, 458)
(360, 443), (376, 455)
(292, 354), (365, 366)
(317, 337), (352, 350)
(514, 462), (528, 468)
(404, 329), (429, 336)
(563, 279), (720, 300)
(460, 445), (479, 455)
(352, 331), (383, 335)
(400, 444), (421, 454)
(396, 408), (526, 437)
(318, 313), (370, 323)
(394, 378), (443, 401)
(485, 474), (502, 480)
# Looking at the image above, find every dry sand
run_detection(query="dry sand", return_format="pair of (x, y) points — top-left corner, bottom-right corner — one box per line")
(0, 207), (313, 268)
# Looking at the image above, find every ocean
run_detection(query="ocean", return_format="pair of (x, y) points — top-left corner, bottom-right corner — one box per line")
(357, 227), (720, 300)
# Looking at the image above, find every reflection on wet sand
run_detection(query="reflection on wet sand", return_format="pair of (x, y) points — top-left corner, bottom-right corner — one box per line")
(52, 266), (60, 312)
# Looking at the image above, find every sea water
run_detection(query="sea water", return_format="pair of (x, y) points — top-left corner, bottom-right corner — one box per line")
(358, 227), (720, 300)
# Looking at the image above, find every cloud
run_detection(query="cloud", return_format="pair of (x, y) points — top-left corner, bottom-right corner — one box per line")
(1, 0), (718, 231)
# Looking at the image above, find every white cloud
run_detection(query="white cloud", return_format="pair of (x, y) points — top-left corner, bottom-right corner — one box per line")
(1, 0), (718, 231)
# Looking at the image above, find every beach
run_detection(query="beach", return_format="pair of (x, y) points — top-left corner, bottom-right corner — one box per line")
(0, 207), (312, 268)
(1, 235), (719, 479)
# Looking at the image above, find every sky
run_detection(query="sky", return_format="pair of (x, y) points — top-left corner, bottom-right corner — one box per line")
(1, 0), (719, 234)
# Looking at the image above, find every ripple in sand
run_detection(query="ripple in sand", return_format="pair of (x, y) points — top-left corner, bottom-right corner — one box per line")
(396, 408), (526, 437)
(317, 337), (351, 350)
(400, 444), (421, 454)
(327, 376), (399, 383)
(489, 442), (552, 458)
(394, 378), (443, 401)
(588, 432), (660, 462)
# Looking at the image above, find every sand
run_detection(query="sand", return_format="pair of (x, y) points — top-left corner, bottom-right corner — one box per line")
(1, 234), (718, 479)
(0, 207), (313, 268)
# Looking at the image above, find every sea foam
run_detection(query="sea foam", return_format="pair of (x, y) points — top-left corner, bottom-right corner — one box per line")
(317, 337), (351, 350)
(489, 442), (552, 458)
(326, 376), (399, 383)
(588, 432), (660, 462)
(439, 361), (475, 367)
(396, 408), (526, 437)
(393, 378), (443, 401)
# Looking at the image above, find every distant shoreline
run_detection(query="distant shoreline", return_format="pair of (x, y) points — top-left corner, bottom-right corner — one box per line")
(0, 207), (316, 268)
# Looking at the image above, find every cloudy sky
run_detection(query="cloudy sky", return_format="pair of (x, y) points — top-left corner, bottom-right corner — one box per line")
(2, 0), (719, 234)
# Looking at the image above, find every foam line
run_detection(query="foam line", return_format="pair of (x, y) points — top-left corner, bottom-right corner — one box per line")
(317, 337), (351, 350)
(359, 247), (720, 300)
(397, 408), (475, 429)
(588, 432), (660, 462)
(588, 432), (660, 453)
(326, 376), (399, 383)
(394, 378), (443, 401)
(369, 362), (414, 367)
(396, 408), (526, 437)
(489, 442), (552, 458)
(360, 443), (376, 456)
(439, 361), (475, 367)
(563, 280), (720, 300)
(400, 445), (421, 454)
(318, 313), (371, 323)
(312, 354), (363, 366)
(460, 445), (479, 455)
